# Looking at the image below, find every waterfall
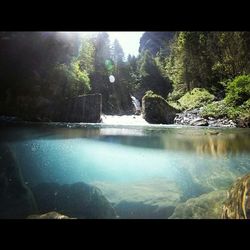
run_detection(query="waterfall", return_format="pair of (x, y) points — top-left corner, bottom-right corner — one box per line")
(130, 95), (141, 114)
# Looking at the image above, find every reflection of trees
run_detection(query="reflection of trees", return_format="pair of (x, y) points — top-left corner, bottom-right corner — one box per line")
(162, 132), (250, 157)
(196, 136), (229, 157)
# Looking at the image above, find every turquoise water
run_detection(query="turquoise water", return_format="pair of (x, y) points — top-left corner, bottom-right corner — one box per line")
(1, 123), (250, 218)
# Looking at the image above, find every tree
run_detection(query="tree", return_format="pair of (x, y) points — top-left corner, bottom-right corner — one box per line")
(137, 50), (172, 99)
(89, 32), (113, 113)
(109, 39), (132, 113)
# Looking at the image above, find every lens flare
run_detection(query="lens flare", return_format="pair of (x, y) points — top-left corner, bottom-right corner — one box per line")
(105, 59), (114, 71)
(109, 75), (115, 83)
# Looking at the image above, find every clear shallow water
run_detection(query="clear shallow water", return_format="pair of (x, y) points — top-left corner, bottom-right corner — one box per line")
(1, 123), (250, 218)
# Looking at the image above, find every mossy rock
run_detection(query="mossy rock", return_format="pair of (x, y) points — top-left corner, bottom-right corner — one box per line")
(142, 91), (178, 124)
(222, 174), (250, 219)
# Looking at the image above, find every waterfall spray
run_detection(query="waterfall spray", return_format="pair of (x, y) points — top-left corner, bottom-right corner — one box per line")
(130, 95), (141, 114)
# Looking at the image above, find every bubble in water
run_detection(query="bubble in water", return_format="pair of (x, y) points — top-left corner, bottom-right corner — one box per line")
(109, 75), (115, 83)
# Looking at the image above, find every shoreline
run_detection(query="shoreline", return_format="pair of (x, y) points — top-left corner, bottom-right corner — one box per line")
(0, 110), (249, 129)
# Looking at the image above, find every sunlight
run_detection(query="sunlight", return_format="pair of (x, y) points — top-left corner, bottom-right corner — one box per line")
(59, 31), (144, 58)
(107, 32), (144, 58)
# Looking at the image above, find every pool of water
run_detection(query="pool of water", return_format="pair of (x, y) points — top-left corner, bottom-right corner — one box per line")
(1, 122), (250, 219)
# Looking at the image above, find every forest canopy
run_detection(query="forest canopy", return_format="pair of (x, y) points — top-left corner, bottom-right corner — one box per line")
(0, 31), (249, 122)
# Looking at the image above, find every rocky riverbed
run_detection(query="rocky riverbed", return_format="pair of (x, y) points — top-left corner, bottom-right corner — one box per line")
(174, 108), (237, 127)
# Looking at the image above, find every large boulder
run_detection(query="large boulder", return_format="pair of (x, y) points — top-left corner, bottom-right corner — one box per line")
(142, 91), (178, 124)
(31, 182), (117, 219)
(169, 190), (227, 219)
(0, 144), (38, 218)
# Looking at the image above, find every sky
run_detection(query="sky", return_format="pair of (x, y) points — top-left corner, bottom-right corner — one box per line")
(73, 32), (144, 59)
(107, 32), (144, 59)
(60, 31), (144, 59)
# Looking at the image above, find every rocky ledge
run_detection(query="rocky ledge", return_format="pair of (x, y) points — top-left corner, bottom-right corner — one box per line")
(174, 108), (237, 127)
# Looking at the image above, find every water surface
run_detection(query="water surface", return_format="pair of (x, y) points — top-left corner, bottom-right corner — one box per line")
(1, 123), (250, 218)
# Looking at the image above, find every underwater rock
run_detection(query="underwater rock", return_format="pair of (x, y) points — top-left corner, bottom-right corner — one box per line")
(27, 211), (74, 219)
(115, 201), (176, 219)
(169, 190), (227, 219)
(31, 182), (117, 219)
(93, 178), (182, 219)
(0, 144), (37, 218)
(222, 174), (250, 219)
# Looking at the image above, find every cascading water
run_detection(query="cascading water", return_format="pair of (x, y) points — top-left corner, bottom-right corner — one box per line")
(131, 95), (141, 114)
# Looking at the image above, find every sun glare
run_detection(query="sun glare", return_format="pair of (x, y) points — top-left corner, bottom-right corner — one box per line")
(59, 31), (144, 58)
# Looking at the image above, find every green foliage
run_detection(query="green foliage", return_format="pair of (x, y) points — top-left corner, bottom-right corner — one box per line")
(201, 101), (229, 118)
(163, 32), (250, 101)
(143, 90), (165, 100)
(1, 31), (250, 119)
(201, 75), (250, 122)
(47, 59), (91, 99)
(178, 88), (215, 110)
(137, 50), (172, 98)
(224, 75), (250, 106)
(226, 99), (250, 120)
(202, 99), (250, 121)
(78, 38), (95, 75)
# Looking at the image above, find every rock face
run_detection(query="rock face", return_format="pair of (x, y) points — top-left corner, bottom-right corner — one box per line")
(142, 92), (178, 124)
(0, 144), (37, 218)
(1, 94), (102, 123)
(62, 94), (102, 123)
(170, 190), (227, 219)
(31, 182), (117, 219)
(222, 174), (250, 219)
(27, 211), (74, 219)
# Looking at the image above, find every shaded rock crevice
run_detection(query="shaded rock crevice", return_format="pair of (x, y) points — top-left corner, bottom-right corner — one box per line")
(0, 143), (38, 219)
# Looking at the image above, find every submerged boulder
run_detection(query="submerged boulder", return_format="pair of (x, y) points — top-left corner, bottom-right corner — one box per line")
(222, 174), (250, 219)
(142, 91), (178, 124)
(93, 177), (182, 219)
(31, 182), (117, 219)
(169, 190), (227, 219)
(0, 144), (37, 218)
